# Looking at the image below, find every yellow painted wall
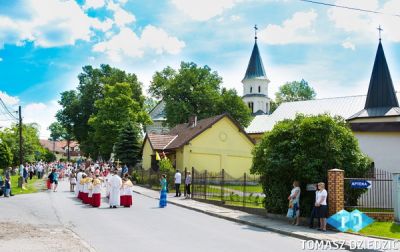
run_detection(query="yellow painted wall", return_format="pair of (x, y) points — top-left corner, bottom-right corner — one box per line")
(248, 133), (263, 144)
(185, 117), (254, 177)
(142, 138), (153, 170)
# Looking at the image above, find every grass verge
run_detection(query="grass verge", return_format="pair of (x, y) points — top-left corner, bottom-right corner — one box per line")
(357, 222), (400, 239)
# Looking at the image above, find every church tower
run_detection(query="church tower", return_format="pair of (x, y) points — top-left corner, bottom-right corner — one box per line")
(242, 25), (270, 115)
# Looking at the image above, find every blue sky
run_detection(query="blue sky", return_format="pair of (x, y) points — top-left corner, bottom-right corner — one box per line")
(0, 0), (399, 137)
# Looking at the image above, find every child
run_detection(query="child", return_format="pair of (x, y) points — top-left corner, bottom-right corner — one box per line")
(91, 176), (102, 207)
(4, 177), (11, 197)
(84, 176), (93, 204)
(80, 174), (88, 203)
(69, 172), (77, 192)
(120, 175), (133, 207)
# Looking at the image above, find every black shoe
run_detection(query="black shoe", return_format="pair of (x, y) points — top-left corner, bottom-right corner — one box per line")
(113, 206), (117, 208)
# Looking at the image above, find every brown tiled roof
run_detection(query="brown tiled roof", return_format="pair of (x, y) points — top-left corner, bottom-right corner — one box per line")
(40, 139), (79, 153)
(165, 114), (226, 150)
(147, 134), (177, 150)
(144, 114), (254, 152)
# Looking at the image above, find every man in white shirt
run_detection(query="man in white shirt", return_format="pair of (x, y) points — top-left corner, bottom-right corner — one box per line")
(108, 169), (122, 208)
(174, 170), (182, 197)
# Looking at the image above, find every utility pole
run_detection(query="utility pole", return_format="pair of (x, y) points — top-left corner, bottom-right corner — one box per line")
(18, 105), (23, 165)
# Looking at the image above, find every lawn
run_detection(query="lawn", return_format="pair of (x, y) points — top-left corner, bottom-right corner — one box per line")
(357, 222), (400, 239)
(224, 184), (263, 193)
(9, 175), (44, 195)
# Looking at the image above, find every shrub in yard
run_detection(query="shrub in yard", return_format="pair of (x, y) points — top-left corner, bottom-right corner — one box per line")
(251, 114), (372, 215)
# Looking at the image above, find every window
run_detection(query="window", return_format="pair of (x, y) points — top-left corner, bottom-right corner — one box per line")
(250, 87), (253, 93)
(248, 102), (254, 113)
(258, 86), (261, 93)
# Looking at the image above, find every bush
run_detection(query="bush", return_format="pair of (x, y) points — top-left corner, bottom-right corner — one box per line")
(251, 114), (372, 215)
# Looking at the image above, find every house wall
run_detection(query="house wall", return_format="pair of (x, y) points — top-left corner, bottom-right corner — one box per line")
(142, 138), (153, 170)
(183, 117), (255, 177)
(248, 133), (263, 144)
(354, 131), (400, 173)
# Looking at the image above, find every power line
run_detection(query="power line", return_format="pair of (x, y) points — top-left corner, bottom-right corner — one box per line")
(0, 97), (18, 121)
(300, 0), (400, 17)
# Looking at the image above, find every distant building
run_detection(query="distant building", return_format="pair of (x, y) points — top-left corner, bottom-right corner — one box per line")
(142, 114), (255, 177)
(40, 139), (81, 160)
(145, 101), (169, 134)
(246, 39), (400, 173)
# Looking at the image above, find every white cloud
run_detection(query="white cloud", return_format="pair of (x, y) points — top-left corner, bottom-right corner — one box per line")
(0, 91), (19, 106)
(83, 0), (105, 10)
(0, 57), (2, 62)
(23, 100), (60, 138)
(328, 0), (400, 43)
(0, 0), (113, 49)
(171, 0), (238, 21)
(90, 18), (114, 32)
(342, 41), (356, 50)
(259, 10), (318, 45)
(107, 0), (136, 27)
(93, 25), (185, 62)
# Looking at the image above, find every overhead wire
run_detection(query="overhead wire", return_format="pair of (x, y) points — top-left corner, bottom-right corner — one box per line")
(300, 0), (400, 17)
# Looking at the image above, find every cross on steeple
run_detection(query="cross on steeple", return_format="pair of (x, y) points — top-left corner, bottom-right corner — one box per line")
(254, 24), (258, 41)
(377, 25), (383, 41)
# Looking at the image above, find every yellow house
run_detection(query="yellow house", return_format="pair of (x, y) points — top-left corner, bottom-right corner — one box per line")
(142, 114), (255, 177)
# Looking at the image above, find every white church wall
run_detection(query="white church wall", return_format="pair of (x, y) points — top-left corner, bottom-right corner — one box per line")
(354, 131), (400, 173)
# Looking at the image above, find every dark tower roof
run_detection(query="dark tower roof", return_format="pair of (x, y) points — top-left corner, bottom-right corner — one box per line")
(364, 41), (399, 109)
(243, 41), (267, 80)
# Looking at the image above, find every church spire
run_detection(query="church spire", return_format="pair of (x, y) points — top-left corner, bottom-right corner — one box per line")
(243, 25), (266, 80)
(364, 38), (399, 109)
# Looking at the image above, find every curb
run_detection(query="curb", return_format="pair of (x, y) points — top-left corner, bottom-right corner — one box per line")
(132, 189), (332, 244)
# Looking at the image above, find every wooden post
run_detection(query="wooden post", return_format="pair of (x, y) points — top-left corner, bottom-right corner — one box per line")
(191, 167), (194, 199)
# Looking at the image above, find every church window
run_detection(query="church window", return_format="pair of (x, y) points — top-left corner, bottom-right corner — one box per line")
(258, 86), (261, 93)
(250, 87), (252, 93)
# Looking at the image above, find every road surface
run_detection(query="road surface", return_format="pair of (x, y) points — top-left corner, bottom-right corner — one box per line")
(1, 181), (317, 252)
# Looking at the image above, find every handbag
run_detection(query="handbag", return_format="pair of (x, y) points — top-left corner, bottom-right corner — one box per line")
(286, 208), (294, 218)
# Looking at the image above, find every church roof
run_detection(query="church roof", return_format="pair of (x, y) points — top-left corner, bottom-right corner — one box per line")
(243, 42), (267, 80)
(364, 41), (399, 110)
(245, 93), (400, 134)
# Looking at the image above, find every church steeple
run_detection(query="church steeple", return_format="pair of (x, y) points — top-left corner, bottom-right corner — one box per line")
(364, 40), (399, 109)
(243, 25), (267, 80)
(242, 25), (271, 115)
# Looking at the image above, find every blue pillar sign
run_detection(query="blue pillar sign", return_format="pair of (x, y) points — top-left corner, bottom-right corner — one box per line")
(350, 180), (372, 189)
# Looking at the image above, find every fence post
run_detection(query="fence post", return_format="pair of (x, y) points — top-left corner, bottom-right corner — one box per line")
(221, 169), (225, 204)
(191, 167), (194, 199)
(243, 172), (247, 208)
(328, 168), (345, 216)
(184, 167), (187, 197)
(204, 170), (207, 200)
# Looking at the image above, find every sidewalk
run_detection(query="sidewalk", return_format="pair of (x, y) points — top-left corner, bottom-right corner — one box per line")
(133, 185), (396, 247)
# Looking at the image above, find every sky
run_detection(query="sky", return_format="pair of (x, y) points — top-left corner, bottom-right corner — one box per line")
(0, 0), (399, 138)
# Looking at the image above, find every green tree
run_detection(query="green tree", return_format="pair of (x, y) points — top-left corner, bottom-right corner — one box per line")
(0, 123), (45, 164)
(114, 122), (142, 170)
(251, 114), (371, 215)
(57, 64), (147, 158)
(144, 97), (158, 113)
(149, 62), (251, 127)
(275, 79), (316, 105)
(88, 83), (150, 159)
(43, 148), (56, 162)
(48, 122), (66, 152)
(0, 140), (13, 170)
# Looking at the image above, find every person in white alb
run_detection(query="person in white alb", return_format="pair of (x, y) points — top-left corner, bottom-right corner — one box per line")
(315, 182), (328, 231)
(108, 169), (122, 208)
(174, 170), (182, 197)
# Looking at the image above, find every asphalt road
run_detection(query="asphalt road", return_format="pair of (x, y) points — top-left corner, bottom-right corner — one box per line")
(1, 181), (315, 252)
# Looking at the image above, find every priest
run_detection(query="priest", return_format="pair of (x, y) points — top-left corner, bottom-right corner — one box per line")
(108, 169), (122, 208)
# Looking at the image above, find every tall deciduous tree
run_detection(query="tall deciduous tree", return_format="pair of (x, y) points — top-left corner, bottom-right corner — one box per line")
(48, 122), (66, 152)
(251, 114), (371, 215)
(114, 122), (142, 170)
(275, 79), (316, 105)
(57, 64), (148, 158)
(88, 83), (150, 159)
(149, 62), (251, 127)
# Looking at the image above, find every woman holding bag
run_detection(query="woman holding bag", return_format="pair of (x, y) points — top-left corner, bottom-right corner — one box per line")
(287, 181), (301, 225)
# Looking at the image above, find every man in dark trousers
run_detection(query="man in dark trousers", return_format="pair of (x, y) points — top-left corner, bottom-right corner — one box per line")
(174, 170), (182, 197)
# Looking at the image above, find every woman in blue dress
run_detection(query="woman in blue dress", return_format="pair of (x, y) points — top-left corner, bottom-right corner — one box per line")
(159, 174), (167, 208)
